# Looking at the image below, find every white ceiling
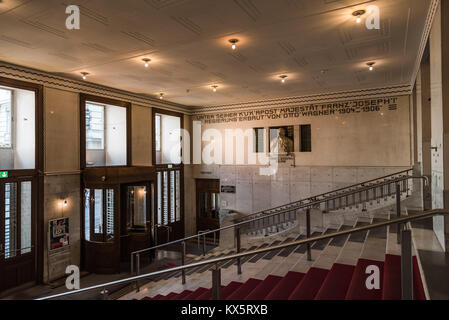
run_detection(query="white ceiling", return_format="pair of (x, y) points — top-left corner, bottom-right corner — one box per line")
(0, 0), (431, 107)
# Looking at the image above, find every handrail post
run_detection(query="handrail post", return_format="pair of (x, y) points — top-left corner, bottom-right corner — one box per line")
(401, 228), (413, 300)
(130, 253), (134, 276)
(136, 253), (141, 292)
(203, 233), (206, 256)
(101, 288), (109, 300)
(181, 241), (186, 285)
(236, 227), (242, 275)
(396, 183), (401, 244)
(306, 208), (311, 261)
(212, 264), (221, 300)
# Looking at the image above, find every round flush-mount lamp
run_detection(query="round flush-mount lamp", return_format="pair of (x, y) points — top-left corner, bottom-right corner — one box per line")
(142, 58), (151, 68)
(81, 72), (89, 80)
(367, 62), (375, 71)
(280, 75), (288, 83)
(352, 9), (366, 23)
(228, 39), (239, 50)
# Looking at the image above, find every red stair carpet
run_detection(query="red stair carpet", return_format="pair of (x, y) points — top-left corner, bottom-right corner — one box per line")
(140, 254), (427, 301)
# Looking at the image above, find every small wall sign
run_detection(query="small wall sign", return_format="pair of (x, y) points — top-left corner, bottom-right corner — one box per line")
(0, 171), (8, 178)
(221, 185), (236, 193)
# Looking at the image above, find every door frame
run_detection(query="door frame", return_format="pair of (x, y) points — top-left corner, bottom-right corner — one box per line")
(195, 179), (220, 234)
(0, 76), (44, 290)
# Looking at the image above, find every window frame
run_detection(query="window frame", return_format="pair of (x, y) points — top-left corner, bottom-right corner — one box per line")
(80, 94), (132, 169)
(85, 102), (105, 151)
(268, 125), (295, 153)
(151, 108), (184, 166)
(0, 87), (13, 150)
(300, 124), (312, 152)
(253, 127), (265, 153)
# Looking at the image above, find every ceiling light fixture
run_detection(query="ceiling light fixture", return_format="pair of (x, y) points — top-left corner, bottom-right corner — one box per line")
(280, 75), (288, 83)
(212, 85), (218, 92)
(352, 10), (366, 23)
(367, 62), (375, 71)
(229, 39), (239, 50)
(142, 58), (151, 68)
(81, 72), (89, 80)
(159, 93), (164, 99)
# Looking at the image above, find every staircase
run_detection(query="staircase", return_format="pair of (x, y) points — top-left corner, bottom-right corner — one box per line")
(123, 207), (428, 300)
(138, 254), (425, 300)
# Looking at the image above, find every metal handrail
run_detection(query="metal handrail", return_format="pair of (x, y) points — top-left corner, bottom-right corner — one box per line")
(131, 174), (425, 260)
(238, 168), (413, 222)
(37, 208), (445, 300)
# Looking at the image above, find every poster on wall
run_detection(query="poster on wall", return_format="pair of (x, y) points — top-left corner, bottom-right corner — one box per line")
(49, 218), (70, 250)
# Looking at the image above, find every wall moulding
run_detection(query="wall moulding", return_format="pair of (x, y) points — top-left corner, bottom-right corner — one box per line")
(0, 61), (188, 115)
(192, 85), (412, 115)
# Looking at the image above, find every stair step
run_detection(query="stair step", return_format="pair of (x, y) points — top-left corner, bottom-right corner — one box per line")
(348, 221), (370, 243)
(263, 238), (295, 260)
(328, 225), (352, 247)
(226, 278), (262, 300)
(221, 281), (243, 300)
(288, 267), (329, 300)
(315, 263), (355, 300)
(170, 290), (192, 300)
(265, 271), (305, 300)
(249, 241), (282, 263)
(312, 228), (338, 250)
(382, 254), (401, 300)
(244, 275), (283, 300)
(382, 254), (426, 300)
(181, 287), (208, 300)
(345, 258), (384, 300)
(277, 234), (304, 257)
(294, 231), (321, 254)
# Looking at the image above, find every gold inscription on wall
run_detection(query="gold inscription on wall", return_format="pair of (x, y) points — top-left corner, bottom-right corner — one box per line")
(194, 97), (399, 124)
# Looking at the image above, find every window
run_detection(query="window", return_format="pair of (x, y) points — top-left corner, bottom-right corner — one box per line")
(83, 97), (128, 167)
(156, 168), (182, 226)
(85, 103), (105, 150)
(0, 88), (12, 148)
(84, 188), (115, 242)
(253, 128), (265, 153)
(269, 126), (294, 153)
(0, 86), (35, 170)
(155, 114), (161, 152)
(154, 110), (181, 165)
(300, 124), (312, 152)
(126, 186), (148, 231)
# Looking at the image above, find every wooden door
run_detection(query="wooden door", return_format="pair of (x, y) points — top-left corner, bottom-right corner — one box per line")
(0, 177), (36, 293)
(196, 179), (220, 235)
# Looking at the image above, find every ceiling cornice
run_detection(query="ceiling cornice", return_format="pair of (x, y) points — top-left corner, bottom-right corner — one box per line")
(0, 60), (190, 114)
(190, 84), (412, 115)
(409, 0), (440, 89)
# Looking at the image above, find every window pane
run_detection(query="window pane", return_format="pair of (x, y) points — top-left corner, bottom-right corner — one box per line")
(0, 88), (12, 148)
(157, 172), (162, 225)
(4, 182), (17, 259)
(269, 126), (294, 153)
(175, 171), (180, 222)
(155, 115), (161, 151)
(84, 189), (90, 241)
(20, 181), (32, 254)
(170, 171), (175, 223)
(300, 124), (312, 152)
(253, 128), (264, 153)
(94, 189), (103, 234)
(86, 103), (105, 150)
(163, 171), (168, 225)
(106, 189), (114, 238)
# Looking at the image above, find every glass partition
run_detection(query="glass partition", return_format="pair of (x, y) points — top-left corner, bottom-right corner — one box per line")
(0, 86), (36, 170)
(84, 188), (115, 242)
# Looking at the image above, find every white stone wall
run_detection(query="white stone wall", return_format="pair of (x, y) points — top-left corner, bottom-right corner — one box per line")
(189, 165), (409, 217)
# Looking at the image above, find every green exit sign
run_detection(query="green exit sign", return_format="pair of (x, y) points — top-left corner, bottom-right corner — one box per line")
(167, 164), (173, 169)
(0, 171), (8, 178)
